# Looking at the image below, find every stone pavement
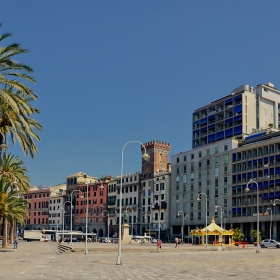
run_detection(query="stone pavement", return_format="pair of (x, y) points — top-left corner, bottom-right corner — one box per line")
(0, 241), (280, 279)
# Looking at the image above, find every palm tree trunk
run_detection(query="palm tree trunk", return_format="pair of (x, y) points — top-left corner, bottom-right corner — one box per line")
(2, 217), (7, 248)
(9, 221), (13, 244)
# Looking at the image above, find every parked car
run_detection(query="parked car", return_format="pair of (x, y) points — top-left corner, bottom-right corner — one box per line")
(260, 239), (280, 248)
(152, 239), (157, 243)
(102, 238), (111, 243)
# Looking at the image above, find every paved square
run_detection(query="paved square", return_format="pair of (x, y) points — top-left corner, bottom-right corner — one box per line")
(1, 241), (279, 279)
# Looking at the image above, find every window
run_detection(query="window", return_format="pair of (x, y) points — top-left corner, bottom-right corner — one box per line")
(198, 161), (202, 169)
(224, 155), (228, 164)
(190, 173), (194, 181)
(176, 176), (180, 183)
(206, 169), (210, 177)
(215, 178), (219, 187)
(198, 212), (201, 220)
(224, 177), (228, 186)
(198, 171), (202, 179)
(177, 157), (180, 163)
(184, 155), (186, 161)
(176, 185), (179, 191)
(198, 201), (201, 210)
(183, 175), (187, 182)
(215, 189), (218, 198)
(176, 167), (180, 174)
(224, 145), (228, 151)
(184, 165), (187, 173)
(224, 187), (228, 195)
(215, 147), (219, 153)
(224, 199), (228, 207)
(215, 168), (219, 177)
(199, 151), (202, 157)
(206, 159), (210, 167)
(183, 183), (187, 191)
(224, 166), (228, 175)
(191, 163), (194, 171)
(191, 154), (194, 159)
(190, 183), (194, 191)
(215, 157), (219, 166)
(207, 149), (210, 156)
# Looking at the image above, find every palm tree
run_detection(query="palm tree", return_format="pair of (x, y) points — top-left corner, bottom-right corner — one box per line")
(0, 153), (30, 194)
(0, 24), (36, 99)
(0, 178), (28, 248)
(0, 24), (42, 157)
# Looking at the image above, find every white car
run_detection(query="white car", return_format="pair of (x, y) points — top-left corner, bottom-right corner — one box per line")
(260, 239), (280, 248)
(102, 238), (111, 243)
(152, 239), (158, 243)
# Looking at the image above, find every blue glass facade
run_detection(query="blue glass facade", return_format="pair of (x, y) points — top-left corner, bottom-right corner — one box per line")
(192, 94), (243, 148)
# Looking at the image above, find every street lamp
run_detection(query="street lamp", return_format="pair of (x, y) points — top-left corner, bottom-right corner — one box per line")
(126, 207), (134, 237)
(102, 210), (110, 243)
(143, 212), (151, 240)
(245, 179), (260, 253)
(116, 140), (150, 265)
(184, 214), (190, 244)
(70, 189), (83, 245)
(177, 210), (185, 244)
(215, 205), (223, 229)
(197, 192), (208, 247)
(266, 207), (272, 240)
(62, 201), (72, 241)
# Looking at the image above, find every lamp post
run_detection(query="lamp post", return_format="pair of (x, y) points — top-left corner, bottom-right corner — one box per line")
(102, 210), (109, 243)
(215, 205), (223, 229)
(143, 212), (151, 240)
(197, 192), (208, 247)
(70, 189), (83, 245)
(177, 210), (184, 244)
(266, 207), (272, 240)
(62, 201), (71, 241)
(125, 207), (134, 237)
(184, 214), (190, 244)
(245, 179), (260, 253)
(116, 140), (150, 265)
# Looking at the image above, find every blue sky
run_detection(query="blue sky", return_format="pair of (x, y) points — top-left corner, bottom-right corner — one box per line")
(1, 1), (280, 187)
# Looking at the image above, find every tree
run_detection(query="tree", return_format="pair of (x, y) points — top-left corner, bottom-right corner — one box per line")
(0, 24), (42, 157)
(251, 229), (262, 243)
(0, 178), (28, 248)
(232, 227), (244, 242)
(0, 153), (30, 194)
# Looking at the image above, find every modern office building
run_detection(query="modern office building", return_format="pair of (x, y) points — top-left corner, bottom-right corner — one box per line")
(170, 138), (238, 241)
(230, 130), (280, 241)
(192, 83), (280, 148)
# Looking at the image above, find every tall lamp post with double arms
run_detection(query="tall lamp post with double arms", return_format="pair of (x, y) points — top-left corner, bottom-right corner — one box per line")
(177, 210), (185, 244)
(70, 189), (83, 245)
(197, 192), (208, 247)
(116, 141), (150, 265)
(245, 179), (260, 253)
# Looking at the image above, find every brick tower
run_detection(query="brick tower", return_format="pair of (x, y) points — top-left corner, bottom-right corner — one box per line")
(141, 140), (170, 178)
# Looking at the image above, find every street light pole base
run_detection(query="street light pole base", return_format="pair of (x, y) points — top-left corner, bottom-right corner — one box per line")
(84, 250), (88, 254)
(256, 248), (260, 253)
(116, 256), (123, 265)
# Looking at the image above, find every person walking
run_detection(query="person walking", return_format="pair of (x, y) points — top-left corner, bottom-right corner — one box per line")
(157, 239), (162, 252)
(175, 237), (179, 248)
(14, 237), (18, 249)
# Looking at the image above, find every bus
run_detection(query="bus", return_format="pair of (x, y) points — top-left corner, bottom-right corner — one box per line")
(42, 230), (97, 242)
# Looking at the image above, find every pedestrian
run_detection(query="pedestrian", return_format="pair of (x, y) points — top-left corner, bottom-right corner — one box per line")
(157, 239), (162, 252)
(14, 236), (18, 249)
(67, 237), (70, 244)
(175, 237), (179, 248)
